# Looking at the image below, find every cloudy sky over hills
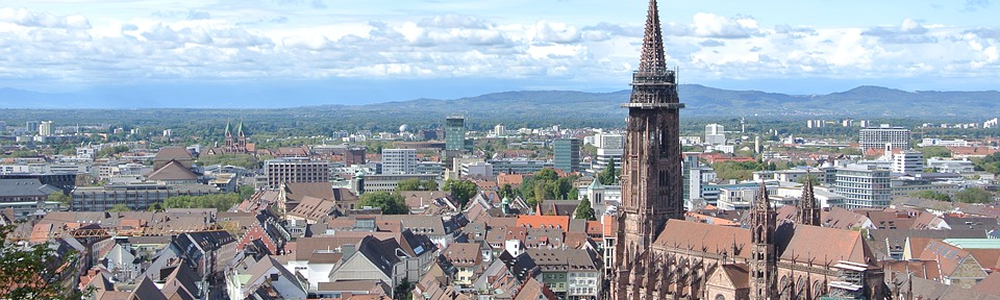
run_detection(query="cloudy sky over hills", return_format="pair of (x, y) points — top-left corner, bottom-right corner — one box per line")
(1, 0), (999, 106)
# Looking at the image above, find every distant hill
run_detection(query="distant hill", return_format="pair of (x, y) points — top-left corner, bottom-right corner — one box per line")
(0, 85), (997, 128)
(324, 84), (1000, 119)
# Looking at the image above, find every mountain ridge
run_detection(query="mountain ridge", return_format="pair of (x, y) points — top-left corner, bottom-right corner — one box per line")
(1, 84), (997, 119)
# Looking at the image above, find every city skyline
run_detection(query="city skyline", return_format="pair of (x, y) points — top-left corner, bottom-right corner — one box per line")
(1, 0), (999, 107)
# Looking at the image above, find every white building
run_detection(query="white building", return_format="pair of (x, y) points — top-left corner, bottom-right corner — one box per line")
(859, 125), (910, 151)
(38, 121), (53, 136)
(926, 158), (976, 174)
(705, 124), (726, 145)
(381, 148), (418, 175)
(917, 138), (969, 147)
(834, 164), (891, 209)
(892, 150), (924, 175)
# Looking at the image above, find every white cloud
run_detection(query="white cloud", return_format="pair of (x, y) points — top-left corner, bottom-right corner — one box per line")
(0, 5), (997, 90)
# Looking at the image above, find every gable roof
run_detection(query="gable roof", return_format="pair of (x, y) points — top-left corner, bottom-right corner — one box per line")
(154, 147), (192, 162)
(778, 224), (878, 268)
(286, 196), (334, 222)
(653, 219), (751, 259)
(129, 276), (168, 300)
(919, 239), (983, 276)
(0, 178), (60, 197)
(147, 160), (198, 181)
(283, 182), (336, 202)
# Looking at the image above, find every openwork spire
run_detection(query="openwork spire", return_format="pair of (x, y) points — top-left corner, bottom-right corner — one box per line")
(639, 0), (667, 72)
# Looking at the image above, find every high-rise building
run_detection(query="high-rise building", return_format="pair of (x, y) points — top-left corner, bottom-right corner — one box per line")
(553, 138), (580, 173)
(381, 148), (418, 175)
(38, 121), (53, 136)
(834, 164), (891, 209)
(682, 155), (716, 209)
(860, 125), (910, 151)
(591, 133), (623, 175)
(613, 0), (685, 297)
(26, 121), (39, 133)
(892, 150), (924, 175)
(264, 158), (330, 189)
(705, 123), (726, 145)
(445, 116), (465, 151)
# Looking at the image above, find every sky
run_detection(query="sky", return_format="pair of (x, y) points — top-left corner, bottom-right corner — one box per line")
(1, 0), (999, 107)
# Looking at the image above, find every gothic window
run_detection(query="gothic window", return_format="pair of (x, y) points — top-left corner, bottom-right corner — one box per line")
(715, 295), (726, 300)
(659, 170), (668, 187)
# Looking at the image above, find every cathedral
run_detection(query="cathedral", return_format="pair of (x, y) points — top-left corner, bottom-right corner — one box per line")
(206, 120), (256, 156)
(610, 1), (888, 299)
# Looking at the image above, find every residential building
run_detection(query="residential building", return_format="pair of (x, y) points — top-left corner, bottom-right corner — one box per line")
(834, 164), (891, 209)
(860, 125), (910, 151)
(381, 148), (418, 175)
(264, 157), (330, 189)
(554, 138), (581, 174)
(38, 120), (53, 136)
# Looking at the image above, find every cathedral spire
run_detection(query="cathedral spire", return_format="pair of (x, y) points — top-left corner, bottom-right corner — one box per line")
(749, 174), (777, 300)
(639, 0), (667, 72)
(799, 170), (821, 226)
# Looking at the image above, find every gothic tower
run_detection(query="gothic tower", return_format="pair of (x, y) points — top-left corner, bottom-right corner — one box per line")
(614, 0), (685, 298)
(237, 121), (247, 148)
(798, 171), (821, 226)
(749, 178), (778, 300)
(224, 120), (234, 148)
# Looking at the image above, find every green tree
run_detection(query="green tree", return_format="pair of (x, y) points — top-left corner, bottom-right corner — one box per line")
(712, 161), (762, 181)
(395, 179), (438, 192)
(0, 224), (89, 300)
(568, 186), (579, 200)
(109, 204), (131, 212)
(574, 196), (596, 221)
(147, 203), (165, 212)
(954, 187), (995, 204)
(358, 192), (409, 214)
(499, 184), (515, 200)
(911, 191), (951, 202)
(599, 160), (619, 185)
(535, 168), (558, 182)
(444, 179), (478, 209)
(163, 193), (240, 211)
(46, 193), (71, 207)
(917, 146), (952, 158)
(238, 185), (256, 200)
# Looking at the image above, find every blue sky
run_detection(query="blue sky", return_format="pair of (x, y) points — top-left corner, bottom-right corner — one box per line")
(1, 0), (999, 107)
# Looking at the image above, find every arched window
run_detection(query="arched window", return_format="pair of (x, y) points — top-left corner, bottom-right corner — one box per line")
(715, 294), (726, 300)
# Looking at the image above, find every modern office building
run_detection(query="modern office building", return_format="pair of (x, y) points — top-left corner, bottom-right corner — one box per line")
(590, 134), (623, 175)
(264, 158), (330, 189)
(26, 121), (40, 133)
(445, 116), (466, 151)
(488, 159), (552, 175)
(381, 148), (418, 175)
(71, 182), (219, 211)
(859, 125), (910, 151)
(704, 123), (726, 145)
(682, 156), (717, 210)
(892, 150), (924, 175)
(553, 138), (581, 173)
(834, 164), (891, 209)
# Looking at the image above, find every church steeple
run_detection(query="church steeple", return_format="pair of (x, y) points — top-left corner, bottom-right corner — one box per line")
(639, 0), (667, 72)
(613, 0), (685, 298)
(799, 170), (821, 226)
(224, 120), (234, 147)
(749, 176), (778, 300)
